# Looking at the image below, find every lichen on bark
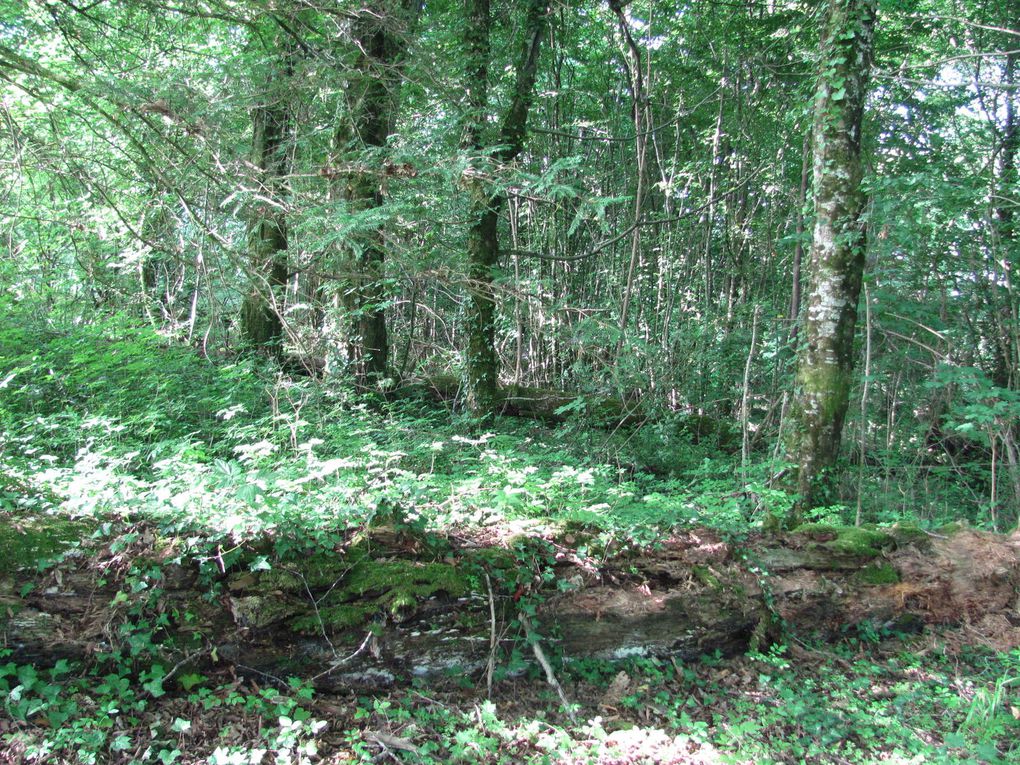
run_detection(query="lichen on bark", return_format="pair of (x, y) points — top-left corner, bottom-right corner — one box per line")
(790, 0), (878, 513)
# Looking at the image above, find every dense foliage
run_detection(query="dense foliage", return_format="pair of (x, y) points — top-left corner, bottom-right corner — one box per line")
(1, 0), (1017, 524)
(1, 0), (1019, 762)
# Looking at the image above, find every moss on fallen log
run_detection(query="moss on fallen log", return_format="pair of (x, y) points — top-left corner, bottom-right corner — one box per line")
(3, 522), (1018, 688)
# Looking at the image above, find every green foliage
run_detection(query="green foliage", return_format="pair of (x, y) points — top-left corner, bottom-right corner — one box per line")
(0, 302), (263, 465)
(0, 313), (1017, 765)
(0, 650), (326, 764)
(0, 513), (87, 574)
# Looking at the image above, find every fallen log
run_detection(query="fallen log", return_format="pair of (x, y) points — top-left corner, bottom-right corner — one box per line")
(398, 374), (643, 426)
(398, 376), (738, 449)
(2, 521), (1019, 690)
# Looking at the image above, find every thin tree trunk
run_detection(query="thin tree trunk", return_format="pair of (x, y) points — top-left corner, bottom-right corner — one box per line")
(789, 132), (810, 342)
(791, 0), (878, 512)
(995, 11), (1019, 389)
(991, 430), (999, 531)
(856, 284), (872, 526)
(611, 1), (650, 360)
(335, 1), (421, 385)
(463, 0), (549, 416)
(703, 82), (726, 312)
(741, 306), (762, 481)
(241, 48), (292, 354)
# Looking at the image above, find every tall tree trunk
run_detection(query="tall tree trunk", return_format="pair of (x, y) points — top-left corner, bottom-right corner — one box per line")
(610, 0), (650, 361)
(463, 0), (549, 416)
(462, 0), (496, 414)
(788, 132), (810, 342)
(791, 0), (877, 511)
(241, 52), (292, 355)
(336, 1), (421, 386)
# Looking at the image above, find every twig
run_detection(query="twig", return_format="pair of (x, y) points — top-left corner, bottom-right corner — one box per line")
(297, 569), (338, 657)
(309, 629), (377, 683)
(484, 573), (497, 699)
(233, 662), (291, 689)
(138, 645), (211, 700)
(518, 613), (576, 722)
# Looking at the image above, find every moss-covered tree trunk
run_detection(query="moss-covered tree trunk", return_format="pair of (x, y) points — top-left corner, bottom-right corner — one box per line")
(461, 0), (497, 415)
(791, 0), (877, 510)
(462, 0), (549, 416)
(335, 1), (420, 386)
(240, 43), (293, 355)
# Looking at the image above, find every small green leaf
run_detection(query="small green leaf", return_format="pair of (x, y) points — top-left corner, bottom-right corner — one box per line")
(943, 732), (966, 748)
(178, 673), (206, 691)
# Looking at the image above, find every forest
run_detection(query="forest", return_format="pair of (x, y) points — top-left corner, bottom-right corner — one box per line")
(1, 0), (1019, 762)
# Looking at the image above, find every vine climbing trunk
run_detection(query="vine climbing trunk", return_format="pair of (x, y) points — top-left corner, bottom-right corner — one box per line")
(791, 0), (877, 512)
(463, 0), (549, 416)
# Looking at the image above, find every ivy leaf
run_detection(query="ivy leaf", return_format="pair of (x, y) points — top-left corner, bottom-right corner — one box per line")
(178, 673), (206, 691)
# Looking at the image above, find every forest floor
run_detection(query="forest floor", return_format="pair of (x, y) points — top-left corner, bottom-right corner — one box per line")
(2, 507), (1019, 765)
(1, 316), (1019, 763)
(3, 627), (1019, 765)
(3, 524), (1019, 765)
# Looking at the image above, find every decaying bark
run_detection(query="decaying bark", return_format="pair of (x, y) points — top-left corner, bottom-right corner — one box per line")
(3, 524), (1019, 690)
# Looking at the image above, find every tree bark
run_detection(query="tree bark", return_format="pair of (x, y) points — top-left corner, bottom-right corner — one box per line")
(240, 43), (292, 355)
(332, 1), (421, 386)
(463, 0), (549, 416)
(791, 0), (877, 511)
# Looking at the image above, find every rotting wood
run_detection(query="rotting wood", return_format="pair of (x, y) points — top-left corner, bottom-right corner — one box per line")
(2, 523), (1019, 690)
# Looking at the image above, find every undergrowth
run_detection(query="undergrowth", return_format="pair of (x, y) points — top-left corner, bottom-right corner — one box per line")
(2, 312), (1018, 763)
(2, 640), (1017, 763)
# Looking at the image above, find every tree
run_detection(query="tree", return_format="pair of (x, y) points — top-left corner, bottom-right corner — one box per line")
(241, 32), (294, 353)
(462, 0), (549, 416)
(791, 0), (878, 511)
(333, 0), (421, 385)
